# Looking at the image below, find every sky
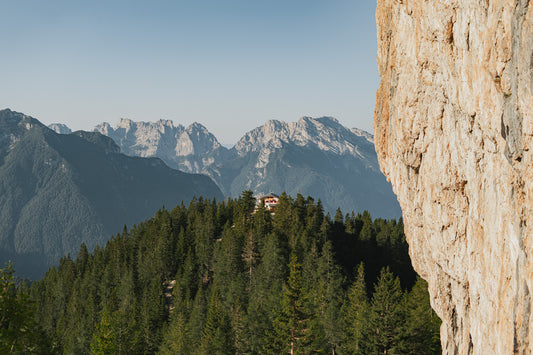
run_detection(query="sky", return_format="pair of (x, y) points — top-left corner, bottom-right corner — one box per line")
(0, 1), (379, 145)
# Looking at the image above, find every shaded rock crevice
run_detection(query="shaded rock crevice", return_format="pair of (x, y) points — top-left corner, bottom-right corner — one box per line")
(501, 0), (530, 164)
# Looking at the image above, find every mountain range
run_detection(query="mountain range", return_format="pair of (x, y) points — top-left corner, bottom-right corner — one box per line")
(93, 116), (401, 218)
(0, 109), (223, 278)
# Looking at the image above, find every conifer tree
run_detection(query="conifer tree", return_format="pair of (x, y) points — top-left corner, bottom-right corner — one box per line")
(199, 287), (234, 354)
(239, 190), (256, 217)
(301, 242), (325, 351)
(213, 223), (246, 309)
(364, 267), (405, 354)
(177, 250), (198, 302)
(245, 232), (284, 353)
(242, 227), (259, 287)
(270, 254), (309, 355)
(254, 197), (273, 241)
(230, 302), (247, 354)
(342, 263), (369, 354)
(76, 243), (89, 275)
(272, 193), (292, 240)
(401, 277), (441, 354)
(315, 241), (344, 354)
(319, 217), (331, 245)
(359, 211), (374, 241)
(334, 207), (344, 225)
(159, 311), (191, 355)
(90, 305), (117, 355)
(345, 212), (356, 234)
(0, 262), (48, 353)
(186, 285), (207, 349)
(58, 286), (90, 353)
(194, 209), (215, 285)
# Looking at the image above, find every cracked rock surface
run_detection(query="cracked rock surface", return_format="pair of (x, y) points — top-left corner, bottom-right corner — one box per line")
(374, 0), (533, 353)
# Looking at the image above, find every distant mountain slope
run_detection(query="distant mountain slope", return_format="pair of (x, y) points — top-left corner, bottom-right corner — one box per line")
(0, 109), (223, 278)
(215, 117), (399, 217)
(96, 116), (401, 218)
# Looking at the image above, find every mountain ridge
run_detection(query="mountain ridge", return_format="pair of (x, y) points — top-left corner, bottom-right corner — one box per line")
(94, 115), (400, 218)
(0, 109), (223, 278)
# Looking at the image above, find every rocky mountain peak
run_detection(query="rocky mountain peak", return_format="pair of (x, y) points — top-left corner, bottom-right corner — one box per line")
(158, 118), (174, 127)
(94, 122), (112, 135)
(93, 118), (226, 174)
(48, 123), (72, 134)
(234, 116), (374, 159)
(116, 118), (134, 130)
(171, 122), (219, 156)
(186, 121), (207, 132)
(0, 109), (45, 157)
(0, 109), (42, 129)
(233, 120), (286, 154)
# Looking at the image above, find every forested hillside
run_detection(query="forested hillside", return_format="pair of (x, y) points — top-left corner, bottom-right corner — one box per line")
(0, 109), (223, 279)
(5, 192), (440, 354)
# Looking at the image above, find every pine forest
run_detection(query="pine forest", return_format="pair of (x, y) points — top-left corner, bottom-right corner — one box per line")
(2, 191), (441, 354)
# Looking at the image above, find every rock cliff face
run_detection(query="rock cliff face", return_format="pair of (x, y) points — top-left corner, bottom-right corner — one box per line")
(374, 0), (533, 353)
(94, 118), (226, 173)
(48, 123), (72, 134)
(234, 117), (374, 158)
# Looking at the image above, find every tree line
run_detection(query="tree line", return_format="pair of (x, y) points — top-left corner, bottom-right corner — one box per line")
(1, 191), (441, 354)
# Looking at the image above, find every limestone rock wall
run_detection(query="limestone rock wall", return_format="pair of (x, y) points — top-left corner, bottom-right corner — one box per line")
(374, 0), (533, 353)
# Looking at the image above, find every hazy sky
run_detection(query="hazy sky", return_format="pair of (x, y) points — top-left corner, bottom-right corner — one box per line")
(1, 1), (379, 145)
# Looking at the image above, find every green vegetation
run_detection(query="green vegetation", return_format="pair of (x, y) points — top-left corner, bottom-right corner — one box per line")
(0, 263), (50, 353)
(210, 142), (401, 220)
(0, 109), (223, 279)
(9, 191), (440, 353)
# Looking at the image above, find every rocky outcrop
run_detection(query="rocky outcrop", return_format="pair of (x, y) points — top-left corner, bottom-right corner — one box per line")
(94, 118), (226, 173)
(234, 117), (375, 158)
(374, 0), (533, 353)
(48, 123), (72, 134)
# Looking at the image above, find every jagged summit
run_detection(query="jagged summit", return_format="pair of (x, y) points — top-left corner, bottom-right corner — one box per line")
(48, 123), (72, 134)
(95, 118), (182, 140)
(0, 109), (46, 159)
(234, 116), (375, 159)
(93, 115), (399, 218)
(94, 118), (226, 174)
(94, 118), (220, 156)
(113, 118), (176, 131)
(0, 108), (43, 130)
